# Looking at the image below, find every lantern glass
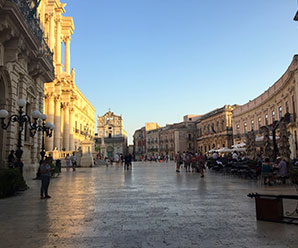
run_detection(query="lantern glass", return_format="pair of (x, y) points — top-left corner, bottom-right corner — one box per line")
(0, 109), (8, 118)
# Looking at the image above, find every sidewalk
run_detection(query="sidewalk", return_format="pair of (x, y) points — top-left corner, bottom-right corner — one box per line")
(0, 162), (298, 248)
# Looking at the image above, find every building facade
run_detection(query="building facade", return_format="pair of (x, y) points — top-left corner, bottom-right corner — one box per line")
(196, 105), (235, 153)
(37, 0), (95, 155)
(96, 110), (127, 158)
(133, 123), (160, 160)
(0, 0), (55, 167)
(232, 55), (298, 158)
(146, 128), (161, 158)
(159, 122), (196, 158)
(133, 127), (146, 160)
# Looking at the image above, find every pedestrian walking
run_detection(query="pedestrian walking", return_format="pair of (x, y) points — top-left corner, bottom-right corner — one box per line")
(124, 153), (132, 170)
(175, 152), (182, 172)
(40, 157), (52, 199)
(198, 153), (205, 178)
(71, 152), (77, 171)
(65, 154), (71, 171)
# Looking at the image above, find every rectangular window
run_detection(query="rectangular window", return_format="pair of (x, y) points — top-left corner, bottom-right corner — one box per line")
(292, 95), (296, 115)
(244, 122), (247, 133)
(258, 117), (261, 129)
(272, 111), (275, 122)
(265, 114), (268, 125)
(251, 120), (254, 131)
(285, 101), (289, 113)
(279, 106), (282, 119)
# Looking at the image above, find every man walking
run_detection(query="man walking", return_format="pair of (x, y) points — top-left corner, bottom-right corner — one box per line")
(40, 157), (52, 199)
(124, 153), (132, 170)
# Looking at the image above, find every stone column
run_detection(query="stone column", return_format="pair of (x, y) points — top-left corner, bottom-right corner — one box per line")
(48, 13), (55, 51)
(45, 95), (55, 151)
(69, 107), (74, 151)
(63, 103), (70, 151)
(55, 17), (62, 74)
(54, 97), (61, 150)
(64, 36), (71, 75)
(60, 105), (64, 149)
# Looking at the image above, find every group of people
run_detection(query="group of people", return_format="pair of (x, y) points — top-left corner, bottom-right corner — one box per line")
(141, 154), (171, 162)
(65, 152), (77, 171)
(104, 153), (133, 170)
(7, 150), (24, 175)
(175, 151), (206, 177)
(261, 156), (288, 185)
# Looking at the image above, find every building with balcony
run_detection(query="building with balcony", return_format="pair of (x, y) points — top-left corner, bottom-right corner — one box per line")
(96, 110), (127, 158)
(133, 122), (160, 160)
(196, 105), (235, 153)
(232, 55), (298, 158)
(37, 0), (95, 155)
(146, 128), (161, 158)
(0, 0), (55, 167)
(159, 122), (196, 159)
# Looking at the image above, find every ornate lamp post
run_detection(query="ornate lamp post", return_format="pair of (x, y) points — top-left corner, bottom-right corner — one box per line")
(0, 98), (54, 174)
(30, 113), (55, 162)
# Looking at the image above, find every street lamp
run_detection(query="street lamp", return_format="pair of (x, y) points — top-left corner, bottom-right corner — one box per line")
(0, 98), (54, 174)
(30, 113), (55, 162)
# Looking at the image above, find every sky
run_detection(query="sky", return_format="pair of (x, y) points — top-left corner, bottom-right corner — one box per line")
(63, 0), (298, 144)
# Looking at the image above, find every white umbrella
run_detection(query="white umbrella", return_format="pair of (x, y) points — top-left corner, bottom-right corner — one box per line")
(217, 147), (233, 153)
(232, 142), (246, 148)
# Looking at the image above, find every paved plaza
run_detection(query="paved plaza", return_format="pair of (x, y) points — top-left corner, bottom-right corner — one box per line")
(0, 161), (298, 248)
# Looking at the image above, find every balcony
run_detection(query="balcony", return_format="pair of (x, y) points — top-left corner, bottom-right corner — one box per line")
(8, 0), (54, 71)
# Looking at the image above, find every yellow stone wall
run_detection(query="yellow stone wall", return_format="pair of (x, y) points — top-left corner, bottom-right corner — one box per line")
(232, 55), (298, 158)
(196, 105), (234, 153)
(38, 0), (95, 153)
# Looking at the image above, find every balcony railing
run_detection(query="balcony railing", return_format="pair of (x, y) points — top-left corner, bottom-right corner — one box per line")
(9, 0), (43, 42)
(9, 0), (54, 67)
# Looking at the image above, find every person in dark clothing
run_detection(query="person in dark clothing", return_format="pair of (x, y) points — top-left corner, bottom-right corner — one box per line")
(124, 153), (132, 170)
(40, 157), (52, 199)
(8, 150), (15, 168)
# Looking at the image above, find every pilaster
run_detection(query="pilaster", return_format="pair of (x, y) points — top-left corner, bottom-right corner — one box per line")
(54, 96), (61, 150)
(63, 102), (70, 150)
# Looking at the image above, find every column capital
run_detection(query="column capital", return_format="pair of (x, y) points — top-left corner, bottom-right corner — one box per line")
(45, 92), (55, 99)
(55, 15), (62, 23)
(54, 95), (61, 102)
(61, 102), (70, 109)
(48, 12), (55, 18)
(63, 35), (71, 43)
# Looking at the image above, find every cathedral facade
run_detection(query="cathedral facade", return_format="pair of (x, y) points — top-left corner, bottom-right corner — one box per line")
(96, 111), (128, 158)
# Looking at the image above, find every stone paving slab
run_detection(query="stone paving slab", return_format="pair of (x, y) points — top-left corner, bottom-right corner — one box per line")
(0, 161), (298, 248)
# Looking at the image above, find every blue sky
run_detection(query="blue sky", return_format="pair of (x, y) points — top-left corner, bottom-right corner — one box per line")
(64, 0), (298, 144)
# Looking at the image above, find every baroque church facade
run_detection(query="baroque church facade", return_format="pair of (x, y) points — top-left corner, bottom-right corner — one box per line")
(96, 110), (128, 158)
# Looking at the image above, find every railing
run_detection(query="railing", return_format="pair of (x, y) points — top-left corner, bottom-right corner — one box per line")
(9, 0), (54, 68)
